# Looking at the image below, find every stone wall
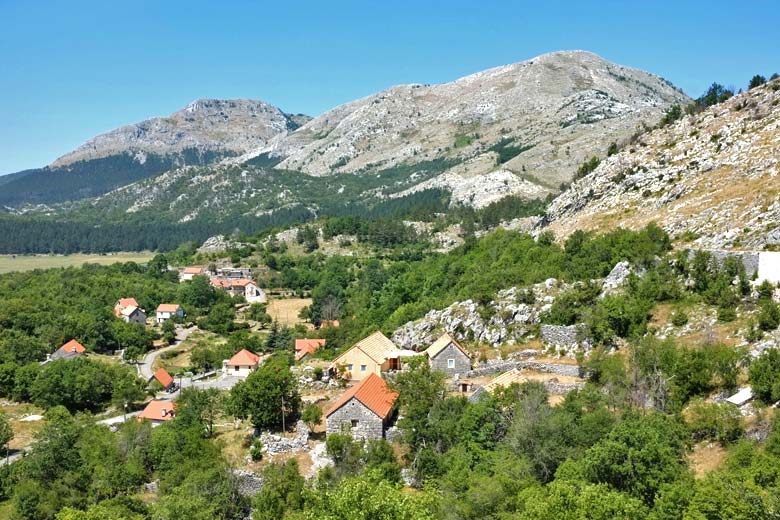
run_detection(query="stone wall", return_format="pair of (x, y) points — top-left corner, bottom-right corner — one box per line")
(430, 343), (471, 376)
(259, 420), (310, 455)
(463, 359), (583, 379)
(693, 250), (760, 277)
(326, 398), (385, 440)
(232, 469), (264, 497)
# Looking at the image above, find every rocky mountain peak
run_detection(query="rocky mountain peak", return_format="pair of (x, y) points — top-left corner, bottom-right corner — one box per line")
(51, 98), (307, 168)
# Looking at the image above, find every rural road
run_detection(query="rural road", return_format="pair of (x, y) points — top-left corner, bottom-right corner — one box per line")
(137, 325), (197, 381)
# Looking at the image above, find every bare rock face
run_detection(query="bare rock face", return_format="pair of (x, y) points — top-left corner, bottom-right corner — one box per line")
(253, 50), (688, 205)
(52, 99), (308, 168)
(545, 78), (780, 250)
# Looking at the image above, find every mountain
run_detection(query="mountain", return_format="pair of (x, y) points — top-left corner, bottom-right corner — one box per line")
(0, 99), (309, 207)
(544, 77), (780, 251)
(247, 50), (689, 207)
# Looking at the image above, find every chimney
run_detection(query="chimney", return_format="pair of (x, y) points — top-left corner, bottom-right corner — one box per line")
(161, 407), (167, 417)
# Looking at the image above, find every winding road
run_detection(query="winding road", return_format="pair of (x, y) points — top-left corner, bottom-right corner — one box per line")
(136, 325), (197, 381)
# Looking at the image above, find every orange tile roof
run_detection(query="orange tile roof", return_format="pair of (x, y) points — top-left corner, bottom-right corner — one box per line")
(61, 339), (86, 354)
(295, 339), (326, 360)
(226, 349), (261, 367)
(231, 278), (255, 287)
(182, 267), (204, 274)
(326, 373), (398, 420)
(115, 297), (140, 317)
(137, 400), (176, 422)
(153, 368), (174, 389)
(156, 303), (182, 313)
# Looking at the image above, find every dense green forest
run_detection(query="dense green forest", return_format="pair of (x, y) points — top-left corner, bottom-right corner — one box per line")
(0, 149), (234, 207)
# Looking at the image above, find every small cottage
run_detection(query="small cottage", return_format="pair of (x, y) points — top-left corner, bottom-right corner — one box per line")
(424, 333), (471, 376)
(50, 339), (86, 360)
(120, 305), (147, 325)
(114, 297), (139, 317)
(295, 338), (326, 361)
(469, 368), (527, 402)
(330, 331), (401, 381)
(156, 304), (184, 323)
(179, 266), (205, 282)
(325, 373), (398, 440)
(137, 400), (176, 426)
(150, 368), (175, 391)
(224, 349), (261, 378)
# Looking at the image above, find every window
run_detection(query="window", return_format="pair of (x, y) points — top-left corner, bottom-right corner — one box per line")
(347, 364), (353, 371)
(351, 419), (359, 428)
(360, 364), (367, 372)
(447, 359), (455, 369)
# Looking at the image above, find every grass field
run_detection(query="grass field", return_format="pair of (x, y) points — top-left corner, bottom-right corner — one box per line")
(0, 252), (156, 274)
(268, 297), (312, 326)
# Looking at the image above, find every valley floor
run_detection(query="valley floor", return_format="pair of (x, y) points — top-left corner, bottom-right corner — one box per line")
(0, 252), (155, 274)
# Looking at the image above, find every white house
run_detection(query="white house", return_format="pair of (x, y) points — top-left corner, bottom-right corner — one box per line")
(179, 266), (205, 282)
(156, 304), (185, 323)
(210, 278), (266, 303)
(224, 349), (261, 378)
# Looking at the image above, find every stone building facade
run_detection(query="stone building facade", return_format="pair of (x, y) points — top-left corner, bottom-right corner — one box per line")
(326, 398), (387, 440)
(429, 342), (471, 376)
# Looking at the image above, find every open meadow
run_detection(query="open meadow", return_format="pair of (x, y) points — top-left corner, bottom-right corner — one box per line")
(0, 252), (155, 274)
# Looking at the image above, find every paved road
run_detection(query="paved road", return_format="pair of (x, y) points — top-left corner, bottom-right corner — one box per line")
(137, 325), (197, 380)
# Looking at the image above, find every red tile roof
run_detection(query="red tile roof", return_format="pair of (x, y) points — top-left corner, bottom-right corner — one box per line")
(226, 349), (261, 367)
(326, 373), (398, 420)
(182, 267), (204, 274)
(61, 339), (86, 354)
(137, 400), (176, 422)
(115, 297), (140, 317)
(153, 368), (174, 389)
(295, 339), (326, 361)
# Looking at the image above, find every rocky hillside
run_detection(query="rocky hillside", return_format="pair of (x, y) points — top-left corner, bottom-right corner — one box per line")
(250, 50), (688, 206)
(0, 99), (308, 207)
(545, 78), (780, 250)
(52, 98), (307, 167)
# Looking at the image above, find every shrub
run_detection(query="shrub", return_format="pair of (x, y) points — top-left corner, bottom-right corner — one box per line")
(250, 438), (263, 461)
(685, 399), (743, 444)
(757, 300), (780, 331)
(748, 74), (767, 90)
(671, 310), (689, 327)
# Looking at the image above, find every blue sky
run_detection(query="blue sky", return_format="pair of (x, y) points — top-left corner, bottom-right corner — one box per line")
(1, 0), (778, 174)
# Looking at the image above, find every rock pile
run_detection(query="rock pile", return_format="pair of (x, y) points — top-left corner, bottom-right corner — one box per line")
(259, 420), (310, 455)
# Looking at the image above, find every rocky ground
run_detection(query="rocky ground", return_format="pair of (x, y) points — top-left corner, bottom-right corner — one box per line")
(545, 78), (780, 251)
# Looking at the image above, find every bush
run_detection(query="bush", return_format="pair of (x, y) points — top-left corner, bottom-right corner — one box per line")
(685, 399), (743, 444)
(671, 311), (689, 327)
(301, 403), (323, 429)
(748, 74), (767, 90)
(749, 348), (780, 403)
(757, 300), (780, 331)
(250, 438), (263, 461)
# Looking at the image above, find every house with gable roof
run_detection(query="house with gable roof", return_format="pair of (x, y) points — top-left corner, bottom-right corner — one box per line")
(295, 338), (326, 361)
(50, 339), (87, 360)
(156, 304), (184, 323)
(329, 331), (413, 381)
(325, 373), (398, 440)
(149, 367), (175, 391)
(137, 400), (176, 426)
(424, 332), (471, 376)
(224, 349), (261, 378)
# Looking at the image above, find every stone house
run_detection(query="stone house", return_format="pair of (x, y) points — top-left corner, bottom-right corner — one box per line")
(119, 305), (147, 325)
(224, 349), (261, 378)
(330, 331), (410, 381)
(325, 373), (398, 440)
(424, 333), (471, 376)
(49, 339), (86, 360)
(155, 304), (184, 324)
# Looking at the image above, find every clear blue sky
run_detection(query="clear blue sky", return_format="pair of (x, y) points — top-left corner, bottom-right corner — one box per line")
(1, 0), (778, 174)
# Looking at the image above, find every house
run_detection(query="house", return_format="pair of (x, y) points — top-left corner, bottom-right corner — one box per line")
(150, 368), (175, 391)
(50, 339), (86, 360)
(224, 349), (261, 378)
(325, 373), (398, 440)
(469, 368), (527, 402)
(329, 331), (405, 381)
(137, 400), (176, 426)
(119, 305), (147, 325)
(114, 297), (139, 317)
(179, 266), (205, 282)
(295, 338), (326, 361)
(424, 333), (471, 376)
(210, 277), (266, 303)
(156, 304), (184, 323)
